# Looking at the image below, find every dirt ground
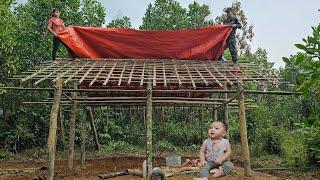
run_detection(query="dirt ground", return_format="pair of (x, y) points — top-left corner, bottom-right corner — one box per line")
(0, 156), (281, 180)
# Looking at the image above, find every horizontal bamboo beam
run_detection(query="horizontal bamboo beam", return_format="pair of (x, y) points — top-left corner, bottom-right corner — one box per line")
(0, 87), (301, 95)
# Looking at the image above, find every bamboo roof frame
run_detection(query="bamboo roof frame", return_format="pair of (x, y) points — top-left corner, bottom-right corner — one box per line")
(6, 58), (297, 107)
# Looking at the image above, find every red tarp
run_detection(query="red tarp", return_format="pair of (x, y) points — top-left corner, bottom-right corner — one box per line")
(58, 25), (232, 61)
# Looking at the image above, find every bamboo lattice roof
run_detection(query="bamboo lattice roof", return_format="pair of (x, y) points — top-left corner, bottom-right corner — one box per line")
(10, 58), (282, 107)
(16, 58), (278, 88)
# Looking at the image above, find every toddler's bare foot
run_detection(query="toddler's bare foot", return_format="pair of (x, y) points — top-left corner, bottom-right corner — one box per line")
(212, 168), (223, 178)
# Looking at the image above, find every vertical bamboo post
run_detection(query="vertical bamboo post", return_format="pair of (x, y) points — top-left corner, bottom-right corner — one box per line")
(87, 106), (100, 151)
(59, 108), (67, 151)
(47, 79), (62, 180)
(146, 80), (153, 173)
(223, 81), (229, 139)
(237, 83), (251, 176)
(212, 105), (217, 121)
(80, 114), (86, 169)
(68, 82), (77, 171)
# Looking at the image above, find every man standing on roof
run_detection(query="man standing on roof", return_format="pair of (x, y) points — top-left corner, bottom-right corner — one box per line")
(48, 8), (69, 62)
(223, 7), (242, 65)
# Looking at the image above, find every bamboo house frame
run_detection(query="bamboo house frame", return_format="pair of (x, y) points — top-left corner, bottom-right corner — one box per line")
(3, 58), (296, 179)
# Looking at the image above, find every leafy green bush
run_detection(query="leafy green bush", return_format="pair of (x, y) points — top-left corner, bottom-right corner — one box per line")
(282, 132), (307, 167)
(305, 126), (320, 165)
(261, 128), (283, 155)
(155, 140), (178, 152)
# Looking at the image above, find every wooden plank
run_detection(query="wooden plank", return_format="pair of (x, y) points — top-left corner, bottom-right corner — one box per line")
(153, 62), (156, 87)
(162, 61), (167, 87)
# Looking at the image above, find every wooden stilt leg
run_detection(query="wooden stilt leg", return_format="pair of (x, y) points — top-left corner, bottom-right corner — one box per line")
(86, 106), (100, 151)
(146, 81), (153, 173)
(47, 79), (62, 180)
(237, 83), (251, 176)
(80, 114), (86, 169)
(68, 87), (77, 171)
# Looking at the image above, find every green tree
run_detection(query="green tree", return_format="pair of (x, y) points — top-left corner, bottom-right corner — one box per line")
(140, 0), (213, 30)
(215, 1), (254, 55)
(0, 0), (18, 81)
(107, 16), (132, 28)
(13, 0), (106, 69)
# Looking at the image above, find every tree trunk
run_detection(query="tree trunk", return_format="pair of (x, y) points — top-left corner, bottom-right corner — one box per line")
(68, 89), (77, 171)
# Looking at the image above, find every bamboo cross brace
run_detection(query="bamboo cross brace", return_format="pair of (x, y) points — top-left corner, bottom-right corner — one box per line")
(227, 69), (243, 86)
(117, 62), (127, 86)
(195, 66), (209, 86)
(64, 61), (91, 84)
(127, 61), (136, 85)
(21, 63), (57, 82)
(153, 62), (157, 87)
(103, 61), (117, 86)
(79, 62), (98, 84)
(203, 64), (223, 87)
(140, 63), (146, 86)
(53, 63), (79, 83)
(210, 63), (233, 86)
(34, 62), (72, 86)
(162, 61), (167, 87)
(173, 62), (182, 86)
(184, 63), (196, 89)
(90, 62), (108, 86)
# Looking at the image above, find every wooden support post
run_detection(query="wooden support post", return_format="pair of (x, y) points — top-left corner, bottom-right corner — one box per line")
(47, 79), (62, 180)
(68, 83), (77, 171)
(223, 81), (229, 139)
(59, 108), (67, 151)
(237, 83), (251, 176)
(212, 105), (217, 121)
(80, 114), (87, 169)
(86, 106), (100, 151)
(146, 81), (153, 173)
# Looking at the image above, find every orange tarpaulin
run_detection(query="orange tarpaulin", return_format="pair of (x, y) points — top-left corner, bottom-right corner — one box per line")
(58, 25), (232, 61)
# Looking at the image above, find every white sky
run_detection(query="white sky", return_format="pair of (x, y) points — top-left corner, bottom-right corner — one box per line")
(16, 0), (320, 68)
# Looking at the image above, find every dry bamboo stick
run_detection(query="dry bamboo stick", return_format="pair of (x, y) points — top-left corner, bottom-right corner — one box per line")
(162, 61), (167, 87)
(64, 62), (91, 84)
(89, 62), (108, 86)
(140, 63), (145, 86)
(78, 62), (97, 84)
(184, 63), (196, 89)
(103, 61), (117, 86)
(127, 61), (136, 85)
(173, 63), (182, 86)
(195, 66), (209, 86)
(117, 62), (127, 86)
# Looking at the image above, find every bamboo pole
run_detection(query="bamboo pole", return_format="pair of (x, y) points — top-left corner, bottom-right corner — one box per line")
(212, 104), (217, 121)
(59, 108), (67, 151)
(146, 80), (153, 173)
(68, 82), (77, 171)
(47, 79), (62, 180)
(86, 106), (101, 151)
(237, 83), (251, 176)
(223, 81), (229, 139)
(80, 113), (87, 169)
